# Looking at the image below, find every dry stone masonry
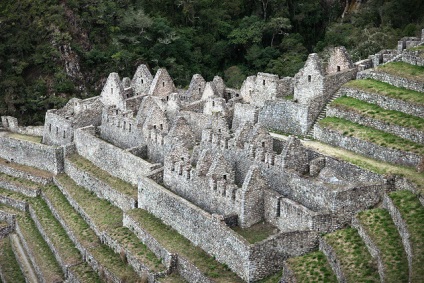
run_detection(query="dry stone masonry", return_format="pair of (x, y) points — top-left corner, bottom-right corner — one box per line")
(0, 30), (423, 282)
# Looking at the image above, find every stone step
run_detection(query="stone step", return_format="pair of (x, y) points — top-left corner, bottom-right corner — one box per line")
(281, 251), (337, 283)
(353, 208), (409, 282)
(383, 190), (424, 282)
(0, 235), (27, 282)
(320, 227), (380, 283)
(52, 174), (166, 280)
(65, 154), (137, 211)
(0, 157), (53, 185)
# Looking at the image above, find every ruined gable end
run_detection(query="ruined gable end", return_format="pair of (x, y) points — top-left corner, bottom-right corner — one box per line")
(186, 74), (206, 101)
(131, 64), (153, 96)
(293, 53), (325, 104)
(280, 136), (309, 174)
(148, 68), (176, 98)
(100, 72), (125, 109)
(240, 165), (268, 228)
(326, 46), (354, 74)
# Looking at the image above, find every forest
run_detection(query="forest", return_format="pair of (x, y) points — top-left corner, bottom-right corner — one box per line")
(0, 0), (423, 124)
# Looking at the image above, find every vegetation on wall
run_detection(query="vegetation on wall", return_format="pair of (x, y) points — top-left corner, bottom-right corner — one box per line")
(0, 0), (423, 125)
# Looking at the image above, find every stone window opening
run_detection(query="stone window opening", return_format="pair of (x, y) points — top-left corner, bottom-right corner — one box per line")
(223, 174), (227, 180)
(199, 87), (201, 93)
(308, 75), (311, 82)
(63, 131), (66, 139)
(337, 66), (341, 72)
(166, 96), (169, 101)
(262, 141), (265, 147)
(153, 125), (157, 130)
(181, 157), (184, 161)
(56, 127), (58, 136)
(232, 190), (236, 202)
(236, 93), (239, 97)
(212, 101), (215, 107)
(124, 121), (126, 130)
(116, 109), (118, 115)
(141, 79), (144, 84)
(49, 124), (51, 132)
(129, 124), (132, 132)
(218, 129), (221, 133)
(222, 187), (226, 197)
(5, 119), (9, 128)
(276, 198), (281, 217)
(263, 80), (266, 85)
(160, 124), (163, 130)
(111, 87), (113, 94)
(162, 81), (165, 87)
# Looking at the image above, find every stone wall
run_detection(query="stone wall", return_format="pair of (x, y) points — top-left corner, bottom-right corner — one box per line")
(357, 70), (424, 93)
(232, 103), (258, 130)
(138, 175), (319, 282)
(351, 216), (385, 281)
(281, 261), (297, 283)
(382, 194), (412, 279)
(314, 124), (423, 169)
(327, 106), (424, 144)
(0, 162), (52, 185)
(64, 159), (137, 211)
(74, 126), (160, 186)
(1, 116), (44, 136)
(0, 136), (64, 174)
(402, 50), (424, 66)
(319, 237), (346, 283)
(0, 195), (28, 212)
(0, 178), (41, 197)
(340, 87), (424, 119)
(258, 100), (309, 135)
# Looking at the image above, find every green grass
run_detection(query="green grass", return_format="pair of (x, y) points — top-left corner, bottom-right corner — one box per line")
(30, 197), (82, 266)
(7, 133), (42, 143)
(256, 270), (283, 283)
(53, 175), (165, 272)
(377, 62), (424, 82)
(0, 172), (42, 191)
(319, 117), (424, 155)
(324, 228), (379, 283)
(232, 222), (278, 244)
(389, 190), (424, 282)
(55, 173), (123, 231)
(158, 273), (188, 282)
(67, 154), (137, 198)
(0, 157), (52, 178)
(344, 79), (424, 106)
(0, 237), (26, 283)
(330, 96), (424, 131)
(69, 263), (102, 283)
(127, 209), (244, 282)
(17, 213), (64, 282)
(286, 251), (337, 283)
(89, 244), (139, 283)
(377, 62), (424, 83)
(108, 226), (165, 272)
(408, 45), (424, 51)
(42, 184), (99, 247)
(0, 187), (30, 202)
(357, 209), (408, 282)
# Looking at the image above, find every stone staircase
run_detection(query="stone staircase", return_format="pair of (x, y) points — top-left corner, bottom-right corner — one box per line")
(305, 92), (342, 139)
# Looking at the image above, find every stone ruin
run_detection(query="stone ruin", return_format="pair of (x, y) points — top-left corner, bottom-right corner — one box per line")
(1, 29), (423, 281)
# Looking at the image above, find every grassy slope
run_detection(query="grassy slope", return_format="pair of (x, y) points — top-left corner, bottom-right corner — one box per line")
(344, 79), (424, 106)
(286, 251), (337, 283)
(324, 228), (379, 283)
(330, 96), (424, 131)
(389, 190), (424, 282)
(319, 117), (424, 155)
(357, 208), (408, 282)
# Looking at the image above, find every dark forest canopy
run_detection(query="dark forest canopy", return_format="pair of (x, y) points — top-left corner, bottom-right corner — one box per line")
(0, 0), (423, 125)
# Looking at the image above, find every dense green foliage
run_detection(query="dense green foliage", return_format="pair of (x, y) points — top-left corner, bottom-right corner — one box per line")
(0, 0), (423, 124)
